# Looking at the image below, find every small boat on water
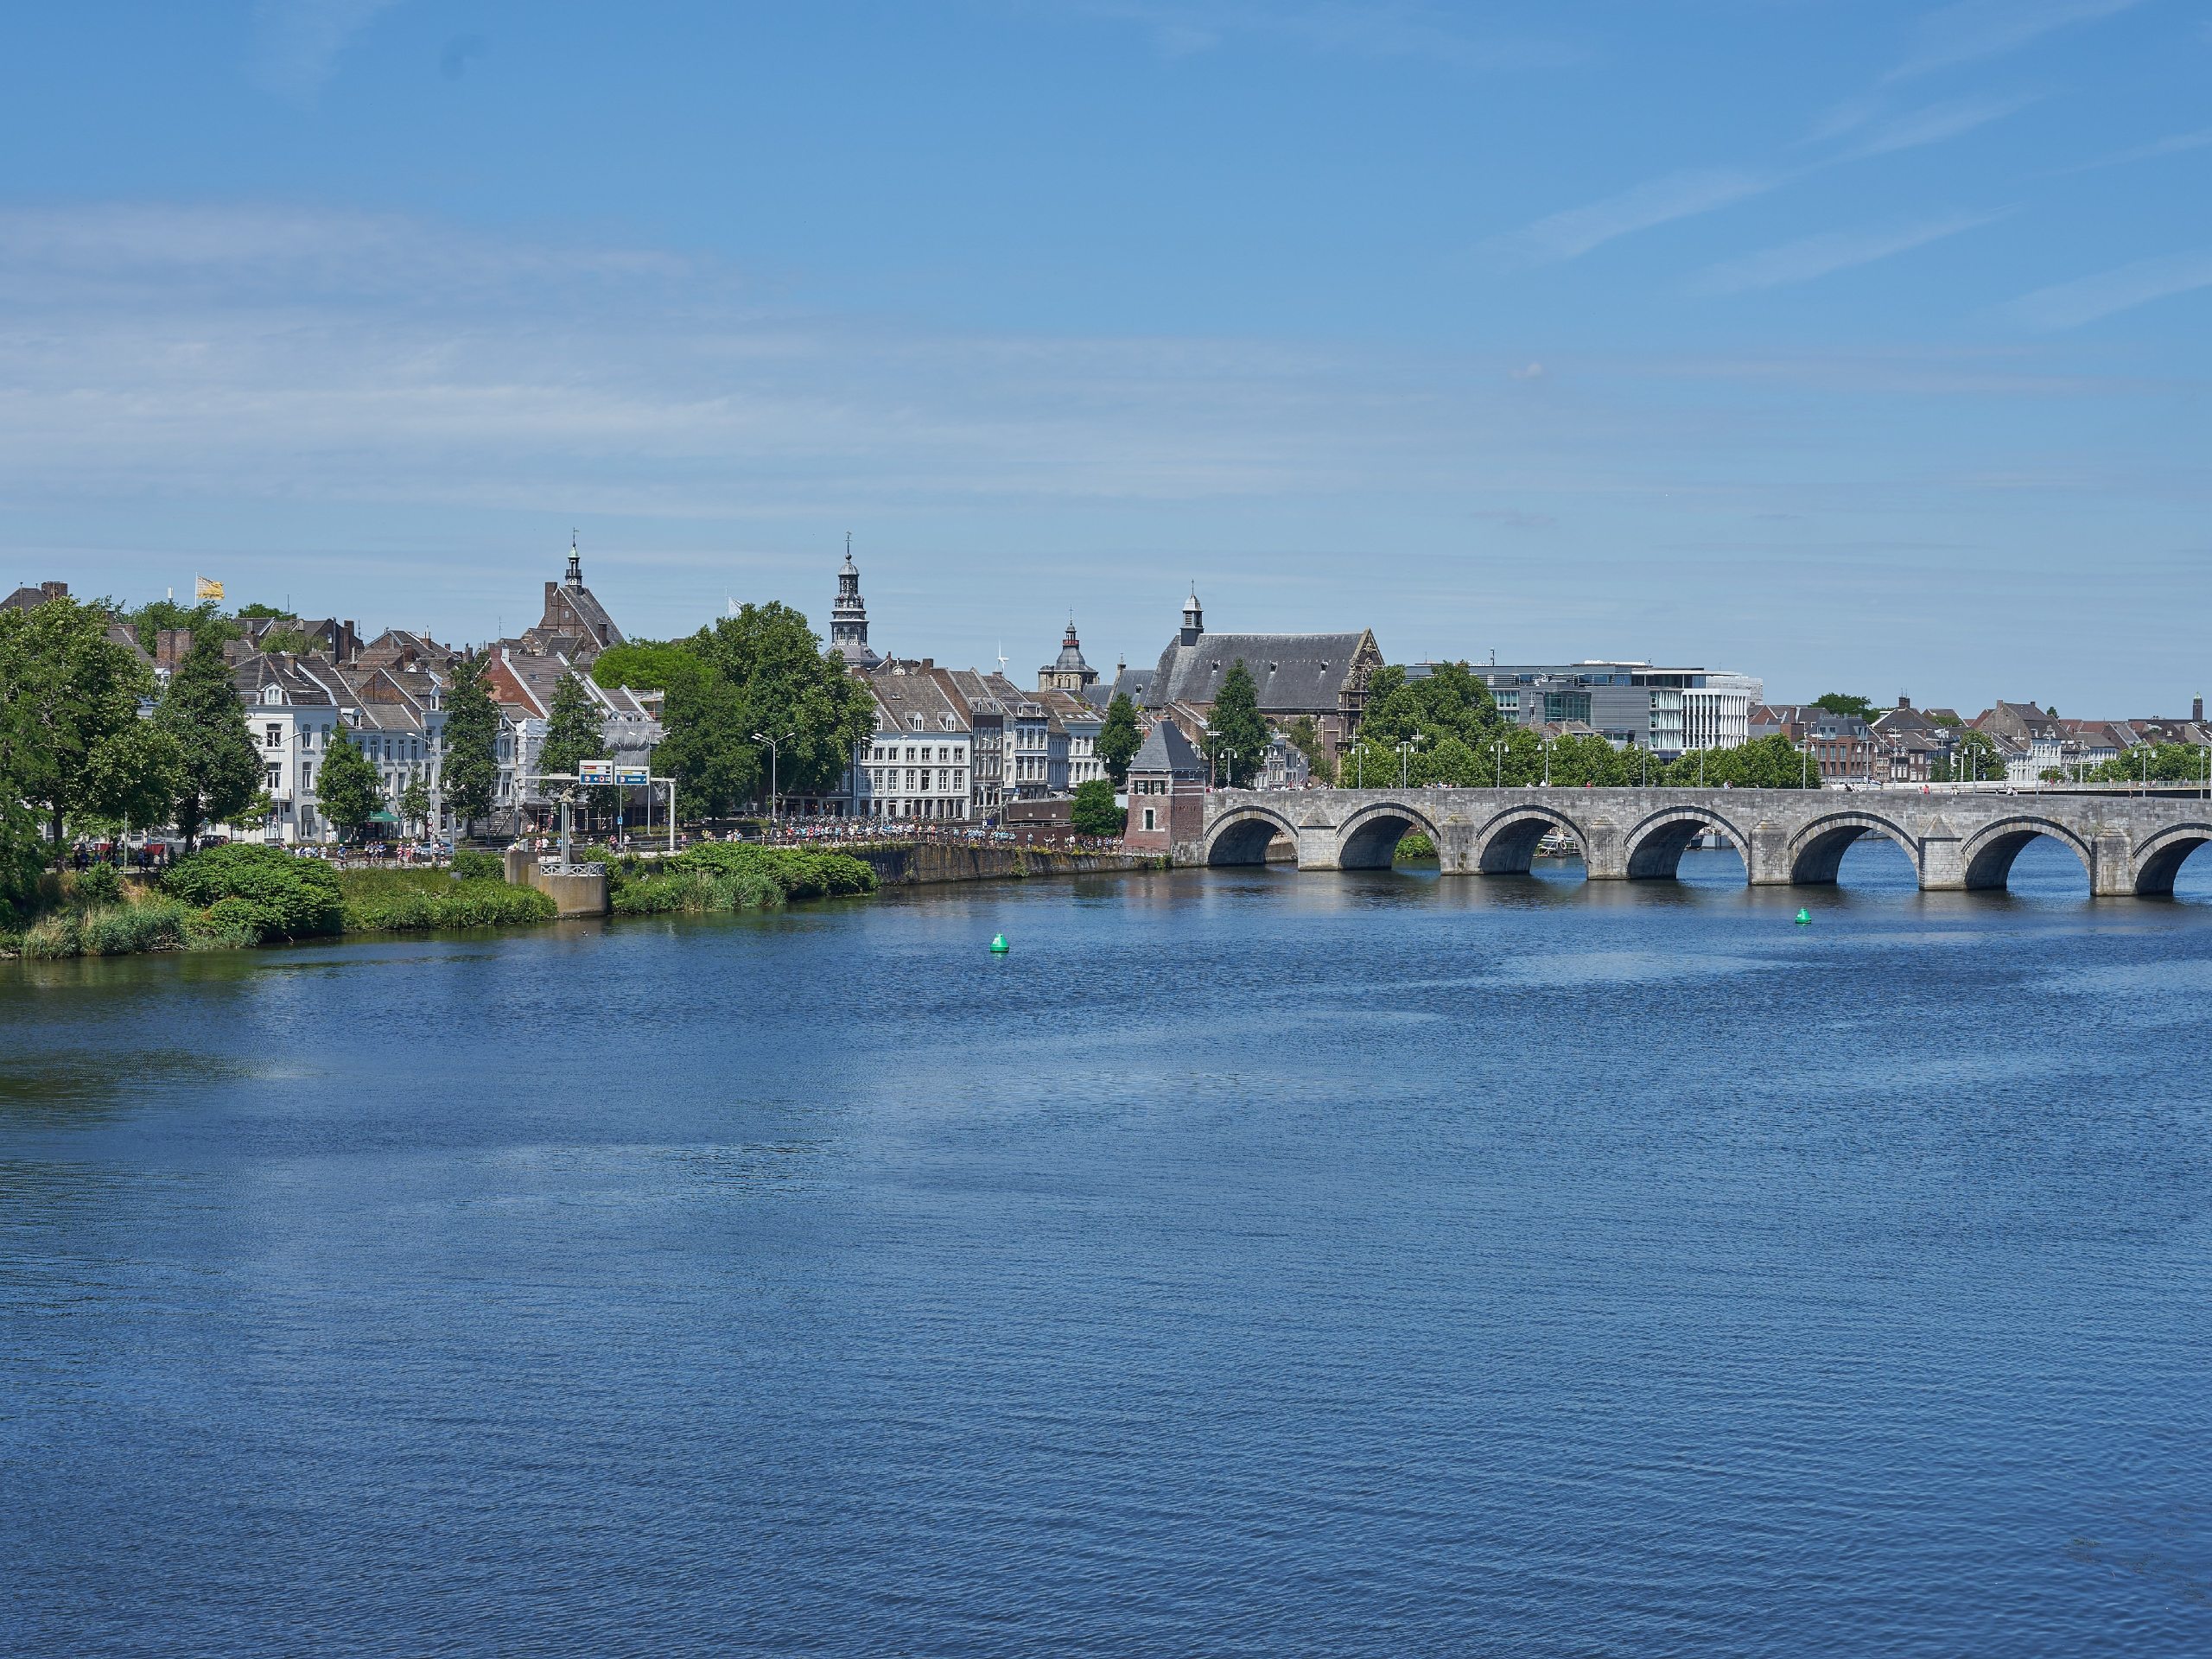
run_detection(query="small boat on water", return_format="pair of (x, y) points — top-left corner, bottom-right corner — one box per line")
(1535, 830), (1580, 857)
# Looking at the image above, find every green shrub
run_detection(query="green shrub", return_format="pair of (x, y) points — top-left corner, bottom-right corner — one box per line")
(13, 892), (229, 957)
(605, 844), (875, 916)
(165, 845), (344, 938)
(73, 863), (124, 906)
(448, 849), (504, 881)
(1395, 832), (1438, 861)
(339, 872), (555, 932)
(20, 912), (82, 958)
(1070, 778), (1125, 836)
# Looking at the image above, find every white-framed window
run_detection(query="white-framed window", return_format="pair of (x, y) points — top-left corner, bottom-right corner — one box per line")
(265, 724), (283, 748)
(1142, 807), (1156, 830)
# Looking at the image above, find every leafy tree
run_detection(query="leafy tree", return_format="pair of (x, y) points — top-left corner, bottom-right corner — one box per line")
(2086, 741), (2211, 785)
(154, 630), (260, 851)
(1204, 659), (1271, 788)
(440, 656), (500, 836)
(397, 773), (432, 831)
(257, 627), (316, 656)
(1663, 734), (1824, 788)
(1097, 692), (1144, 786)
(1935, 730), (2007, 784)
(590, 640), (711, 697)
(658, 667), (758, 817)
(1812, 693), (1876, 721)
(234, 602), (290, 620)
(316, 728), (384, 843)
(1070, 777), (1125, 836)
(0, 594), (175, 864)
(538, 672), (606, 782)
(124, 598), (238, 654)
(690, 603), (876, 805)
(1359, 661), (1502, 751)
(1547, 732), (1630, 786)
(1281, 714), (1329, 780)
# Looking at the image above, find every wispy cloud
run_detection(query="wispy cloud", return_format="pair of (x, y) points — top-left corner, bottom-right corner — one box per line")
(1484, 168), (1779, 265)
(249, 0), (404, 105)
(1693, 211), (2008, 296)
(1840, 92), (2038, 159)
(1058, 2), (1580, 69)
(2057, 126), (2212, 175)
(1885, 0), (2145, 82)
(2006, 250), (2212, 328)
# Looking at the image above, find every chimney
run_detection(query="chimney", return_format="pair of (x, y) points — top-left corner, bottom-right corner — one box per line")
(2196, 696), (2204, 723)
(1897, 693), (1910, 709)
(40, 579), (67, 601)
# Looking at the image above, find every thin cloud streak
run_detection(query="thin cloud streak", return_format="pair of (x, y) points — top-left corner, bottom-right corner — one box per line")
(248, 0), (404, 105)
(1693, 212), (2008, 296)
(1885, 0), (2145, 82)
(1841, 93), (2038, 160)
(1055, 2), (1580, 69)
(2006, 250), (2212, 329)
(1485, 168), (1779, 265)
(2056, 127), (2212, 175)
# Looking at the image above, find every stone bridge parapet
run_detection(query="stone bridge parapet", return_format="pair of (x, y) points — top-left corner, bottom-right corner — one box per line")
(1183, 787), (2212, 897)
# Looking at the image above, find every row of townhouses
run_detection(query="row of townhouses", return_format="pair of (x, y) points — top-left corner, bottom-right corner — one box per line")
(1751, 696), (2212, 786)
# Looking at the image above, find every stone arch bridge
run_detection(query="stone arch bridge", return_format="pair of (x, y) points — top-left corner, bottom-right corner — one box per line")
(1190, 787), (2212, 896)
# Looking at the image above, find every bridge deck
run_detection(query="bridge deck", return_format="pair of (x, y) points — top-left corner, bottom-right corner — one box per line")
(1190, 786), (2212, 897)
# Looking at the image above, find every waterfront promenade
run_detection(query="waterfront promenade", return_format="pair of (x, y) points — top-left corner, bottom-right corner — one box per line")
(1195, 785), (2212, 895)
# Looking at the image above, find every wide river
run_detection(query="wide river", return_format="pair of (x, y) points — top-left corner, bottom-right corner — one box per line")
(3, 842), (2209, 1656)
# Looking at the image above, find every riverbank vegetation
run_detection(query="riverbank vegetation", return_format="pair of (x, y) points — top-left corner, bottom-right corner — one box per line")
(2, 844), (555, 958)
(607, 842), (877, 916)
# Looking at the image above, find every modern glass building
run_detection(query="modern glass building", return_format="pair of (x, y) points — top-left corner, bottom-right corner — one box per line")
(1410, 661), (1764, 760)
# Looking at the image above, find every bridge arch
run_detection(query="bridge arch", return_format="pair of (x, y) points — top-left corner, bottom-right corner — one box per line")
(1623, 806), (1751, 882)
(2127, 821), (2212, 896)
(1786, 811), (1921, 886)
(1959, 816), (2094, 891)
(1334, 799), (1443, 870)
(1471, 804), (1586, 875)
(1202, 805), (1303, 868)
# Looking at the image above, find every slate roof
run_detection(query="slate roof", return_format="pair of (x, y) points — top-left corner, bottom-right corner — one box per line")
(868, 661), (969, 736)
(1147, 631), (1373, 714)
(1129, 718), (1205, 778)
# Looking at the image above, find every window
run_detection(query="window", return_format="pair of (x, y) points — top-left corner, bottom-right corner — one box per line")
(1142, 808), (1156, 831)
(266, 764), (282, 790)
(302, 763), (314, 788)
(265, 724), (283, 748)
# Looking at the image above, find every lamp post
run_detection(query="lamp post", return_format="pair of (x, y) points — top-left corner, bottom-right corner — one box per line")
(1395, 732), (1426, 788)
(753, 730), (796, 828)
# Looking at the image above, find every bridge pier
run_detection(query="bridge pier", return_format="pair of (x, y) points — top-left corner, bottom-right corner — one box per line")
(1745, 820), (1793, 887)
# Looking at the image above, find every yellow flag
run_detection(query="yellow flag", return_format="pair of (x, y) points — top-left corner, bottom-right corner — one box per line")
(194, 575), (224, 601)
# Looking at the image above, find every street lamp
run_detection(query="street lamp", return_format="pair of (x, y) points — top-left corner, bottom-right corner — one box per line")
(753, 730), (796, 825)
(1395, 732), (1426, 788)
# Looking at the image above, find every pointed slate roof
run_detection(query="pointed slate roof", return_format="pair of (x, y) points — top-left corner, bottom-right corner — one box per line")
(1130, 718), (1205, 778)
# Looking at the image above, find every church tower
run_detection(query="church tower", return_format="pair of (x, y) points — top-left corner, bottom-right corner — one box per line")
(1179, 588), (1205, 647)
(1039, 620), (1099, 693)
(830, 540), (878, 668)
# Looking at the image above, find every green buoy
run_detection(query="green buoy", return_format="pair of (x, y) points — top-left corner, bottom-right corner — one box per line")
(1795, 908), (1811, 925)
(989, 933), (1009, 954)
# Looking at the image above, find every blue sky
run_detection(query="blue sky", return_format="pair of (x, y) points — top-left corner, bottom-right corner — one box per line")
(2, 1), (2208, 709)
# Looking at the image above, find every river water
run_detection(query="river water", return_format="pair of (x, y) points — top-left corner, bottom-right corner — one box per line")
(3, 842), (2209, 1656)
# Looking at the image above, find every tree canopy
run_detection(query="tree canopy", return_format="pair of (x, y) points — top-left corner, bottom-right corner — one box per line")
(1096, 693), (1143, 786)
(315, 728), (384, 842)
(1811, 693), (1877, 721)
(0, 594), (178, 862)
(123, 598), (239, 654)
(440, 656), (500, 836)
(1661, 734), (1823, 788)
(537, 672), (606, 783)
(1935, 730), (2006, 784)
(1204, 660), (1271, 788)
(1070, 778), (1125, 836)
(155, 630), (261, 850)
(596, 609), (875, 817)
